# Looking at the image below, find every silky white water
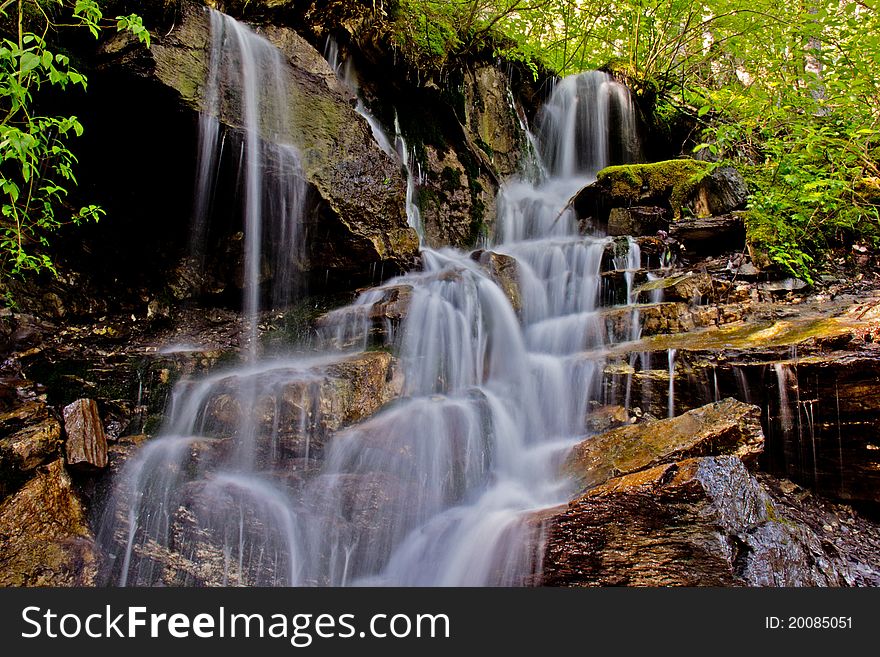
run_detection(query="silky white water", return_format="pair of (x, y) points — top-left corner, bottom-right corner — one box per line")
(97, 11), (642, 586)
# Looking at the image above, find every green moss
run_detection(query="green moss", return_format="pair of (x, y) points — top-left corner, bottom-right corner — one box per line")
(597, 159), (710, 220)
(441, 166), (462, 191)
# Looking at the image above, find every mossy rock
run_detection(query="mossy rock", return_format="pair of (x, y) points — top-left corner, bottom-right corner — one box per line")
(596, 159), (710, 220)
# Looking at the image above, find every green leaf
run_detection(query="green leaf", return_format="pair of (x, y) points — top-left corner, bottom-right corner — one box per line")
(19, 52), (40, 73)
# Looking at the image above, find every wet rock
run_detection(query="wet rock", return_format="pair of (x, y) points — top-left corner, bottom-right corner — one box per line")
(62, 399), (108, 470)
(584, 405), (629, 434)
(316, 284), (413, 348)
(634, 272), (714, 304)
(202, 351), (402, 457)
(669, 212), (746, 255)
(597, 294), (880, 505)
(599, 301), (746, 340)
(321, 351), (404, 427)
(607, 206), (668, 237)
(419, 144), (494, 248)
(565, 398), (765, 490)
(472, 250), (521, 313)
(0, 459), (97, 586)
(463, 65), (527, 179)
(542, 456), (870, 586)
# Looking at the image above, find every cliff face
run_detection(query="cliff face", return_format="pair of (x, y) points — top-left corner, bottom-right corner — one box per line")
(100, 1), (419, 287)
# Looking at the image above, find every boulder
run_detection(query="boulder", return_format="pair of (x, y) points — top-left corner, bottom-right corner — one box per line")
(201, 351), (403, 458)
(0, 459), (97, 586)
(573, 159), (710, 226)
(471, 250), (522, 313)
(684, 166), (749, 217)
(573, 160), (749, 234)
(564, 398), (765, 490)
(541, 456), (875, 586)
(62, 398), (108, 470)
(317, 284), (413, 349)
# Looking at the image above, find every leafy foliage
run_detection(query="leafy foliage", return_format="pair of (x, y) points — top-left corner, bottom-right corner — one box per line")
(390, 0), (879, 280)
(0, 0), (148, 280)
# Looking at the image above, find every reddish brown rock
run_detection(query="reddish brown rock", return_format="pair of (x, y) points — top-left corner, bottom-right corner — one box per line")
(0, 459), (97, 586)
(565, 398), (764, 490)
(1, 398), (62, 498)
(542, 456), (874, 586)
(63, 399), (108, 470)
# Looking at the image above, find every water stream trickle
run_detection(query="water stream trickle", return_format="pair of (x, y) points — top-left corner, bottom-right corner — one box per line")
(98, 11), (642, 587)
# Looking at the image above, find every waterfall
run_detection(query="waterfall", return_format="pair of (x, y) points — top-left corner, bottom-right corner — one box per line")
(98, 11), (643, 587)
(190, 11), (307, 347)
(324, 37), (396, 157)
(535, 70), (641, 180)
(324, 38), (423, 239)
(394, 113), (425, 240)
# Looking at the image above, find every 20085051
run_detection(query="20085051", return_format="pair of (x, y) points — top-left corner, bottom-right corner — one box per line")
(765, 616), (852, 629)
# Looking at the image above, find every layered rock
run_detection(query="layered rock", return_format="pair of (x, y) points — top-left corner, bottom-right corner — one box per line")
(0, 388), (62, 499)
(0, 459), (97, 586)
(201, 350), (403, 459)
(565, 398), (765, 490)
(63, 398), (108, 470)
(542, 456), (875, 586)
(599, 294), (880, 505)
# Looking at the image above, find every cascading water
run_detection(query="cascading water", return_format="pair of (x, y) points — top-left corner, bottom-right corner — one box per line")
(324, 37), (396, 157)
(324, 38), (424, 239)
(393, 113), (426, 240)
(98, 10), (643, 587)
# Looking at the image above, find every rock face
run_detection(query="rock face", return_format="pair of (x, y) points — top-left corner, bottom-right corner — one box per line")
(565, 398), (765, 490)
(102, 0), (418, 282)
(687, 166), (749, 217)
(462, 65), (526, 179)
(62, 399), (108, 470)
(0, 387), (62, 499)
(542, 456), (874, 586)
(0, 459), (97, 586)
